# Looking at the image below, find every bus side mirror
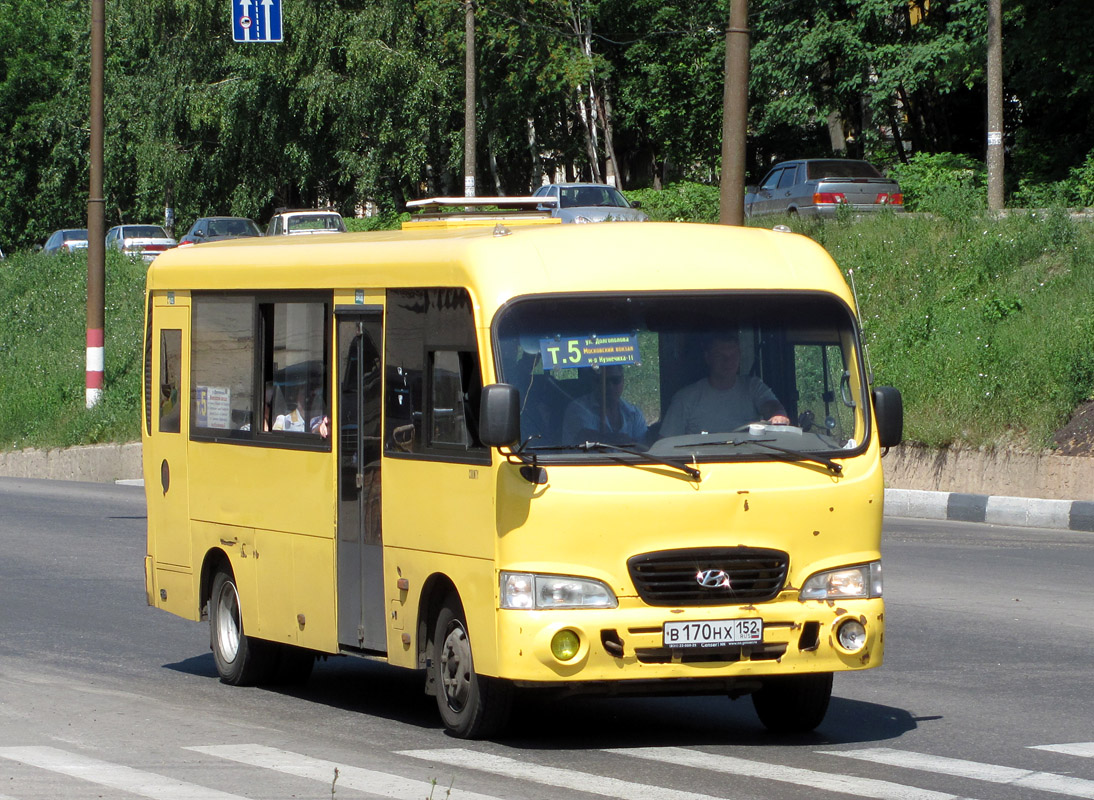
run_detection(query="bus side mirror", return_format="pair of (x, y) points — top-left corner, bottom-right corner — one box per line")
(873, 386), (903, 448)
(479, 383), (521, 447)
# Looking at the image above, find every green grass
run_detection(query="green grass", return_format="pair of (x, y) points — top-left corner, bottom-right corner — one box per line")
(0, 249), (145, 450)
(3, 202), (1093, 453)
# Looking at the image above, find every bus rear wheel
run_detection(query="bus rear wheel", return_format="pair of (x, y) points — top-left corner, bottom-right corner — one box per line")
(209, 569), (273, 686)
(432, 598), (512, 739)
(751, 672), (833, 734)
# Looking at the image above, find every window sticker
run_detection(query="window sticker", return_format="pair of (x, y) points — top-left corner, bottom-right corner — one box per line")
(195, 386), (232, 429)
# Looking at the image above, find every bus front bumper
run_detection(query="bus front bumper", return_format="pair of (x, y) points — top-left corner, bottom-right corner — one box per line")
(494, 597), (883, 686)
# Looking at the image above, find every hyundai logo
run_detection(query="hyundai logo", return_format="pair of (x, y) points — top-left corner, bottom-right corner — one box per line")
(696, 569), (731, 589)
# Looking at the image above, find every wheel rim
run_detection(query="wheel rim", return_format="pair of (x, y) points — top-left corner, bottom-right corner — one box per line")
(215, 580), (242, 664)
(439, 620), (472, 712)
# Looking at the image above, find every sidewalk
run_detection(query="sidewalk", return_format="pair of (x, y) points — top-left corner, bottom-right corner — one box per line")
(2, 441), (1092, 532)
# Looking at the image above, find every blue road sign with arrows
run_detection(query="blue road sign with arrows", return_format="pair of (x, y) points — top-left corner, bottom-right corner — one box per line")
(233, 0), (282, 42)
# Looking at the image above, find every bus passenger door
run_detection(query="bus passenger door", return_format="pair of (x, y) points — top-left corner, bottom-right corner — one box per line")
(149, 303), (191, 571)
(336, 313), (386, 652)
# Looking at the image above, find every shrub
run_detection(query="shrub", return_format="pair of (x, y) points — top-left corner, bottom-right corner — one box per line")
(625, 182), (720, 223)
(888, 152), (986, 214)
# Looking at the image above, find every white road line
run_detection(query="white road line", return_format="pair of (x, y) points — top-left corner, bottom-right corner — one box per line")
(0, 746), (248, 800)
(825, 747), (1094, 799)
(611, 746), (978, 800)
(190, 743), (504, 800)
(1033, 743), (1094, 759)
(398, 748), (723, 800)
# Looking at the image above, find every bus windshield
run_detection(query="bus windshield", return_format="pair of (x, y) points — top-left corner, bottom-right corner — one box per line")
(494, 292), (868, 461)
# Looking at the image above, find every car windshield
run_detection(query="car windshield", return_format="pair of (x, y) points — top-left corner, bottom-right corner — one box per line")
(494, 293), (868, 462)
(558, 186), (631, 209)
(288, 214), (344, 232)
(125, 226), (169, 238)
(209, 219), (260, 237)
(64, 230), (89, 241)
(806, 160), (882, 180)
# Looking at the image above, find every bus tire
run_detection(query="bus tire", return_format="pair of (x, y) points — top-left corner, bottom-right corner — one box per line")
(751, 672), (833, 734)
(209, 569), (273, 686)
(432, 598), (512, 739)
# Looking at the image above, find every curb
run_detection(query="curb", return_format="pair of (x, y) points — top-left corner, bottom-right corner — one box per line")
(885, 488), (1094, 532)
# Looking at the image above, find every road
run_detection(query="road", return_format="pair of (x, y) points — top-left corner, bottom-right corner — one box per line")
(1, 476), (1092, 800)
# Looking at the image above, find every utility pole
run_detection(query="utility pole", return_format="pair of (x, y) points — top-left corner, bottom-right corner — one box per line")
(719, 0), (749, 226)
(463, 0), (476, 198)
(986, 0), (1004, 212)
(86, 0), (106, 408)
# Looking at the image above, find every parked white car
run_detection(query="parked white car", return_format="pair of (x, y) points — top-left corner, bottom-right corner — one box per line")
(106, 224), (177, 262)
(266, 209), (347, 236)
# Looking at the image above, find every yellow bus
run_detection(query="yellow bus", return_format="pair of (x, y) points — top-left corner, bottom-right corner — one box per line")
(142, 203), (903, 738)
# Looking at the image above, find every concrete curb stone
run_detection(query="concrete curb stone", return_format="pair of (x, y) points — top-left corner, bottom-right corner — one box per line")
(885, 488), (1094, 531)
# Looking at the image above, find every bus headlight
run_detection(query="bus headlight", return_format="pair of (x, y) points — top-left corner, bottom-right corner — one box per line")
(500, 572), (618, 609)
(799, 561), (882, 600)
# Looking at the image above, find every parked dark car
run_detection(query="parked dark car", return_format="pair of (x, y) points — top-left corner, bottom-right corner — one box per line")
(106, 224), (177, 262)
(43, 228), (90, 254)
(532, 183), (648, 223)
(744, 159), (904, 219)
(178, 216), (263, 246)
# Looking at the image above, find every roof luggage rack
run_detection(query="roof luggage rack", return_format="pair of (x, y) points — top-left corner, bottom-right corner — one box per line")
(403, 196), (560, 229)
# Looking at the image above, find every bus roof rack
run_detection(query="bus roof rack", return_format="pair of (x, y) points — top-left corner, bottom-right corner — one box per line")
(403, 196), (560, 228)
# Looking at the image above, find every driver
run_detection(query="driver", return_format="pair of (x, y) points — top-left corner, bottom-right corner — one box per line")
(658, 332), (789, 437)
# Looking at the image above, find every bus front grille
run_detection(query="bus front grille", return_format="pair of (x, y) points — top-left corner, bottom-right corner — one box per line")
(628, 547), (789, 606)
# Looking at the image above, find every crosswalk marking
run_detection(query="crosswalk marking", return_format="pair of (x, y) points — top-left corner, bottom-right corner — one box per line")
(1033, 744), (1094, 759)
(0, 746), (248, 800)
(825, 747), (1094, 799)
(189, 743), (503, 800)
(398, 748), (723, 800)
(610, 746), (978, 800)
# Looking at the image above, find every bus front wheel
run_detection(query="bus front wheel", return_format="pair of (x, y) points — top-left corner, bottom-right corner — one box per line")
(209, 569), (273, 686)
(751, 672), (833, 734)
(432, 598), (512, 738)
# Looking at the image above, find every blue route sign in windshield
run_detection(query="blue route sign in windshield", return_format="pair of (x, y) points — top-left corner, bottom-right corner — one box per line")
(233, 0), (282, 42)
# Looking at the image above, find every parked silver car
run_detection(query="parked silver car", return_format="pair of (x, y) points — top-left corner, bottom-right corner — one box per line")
(533, 183), (648, 223)
(43, 228), (90, 254)
(106, 224), (177, 262)
(744, 159), (904, 219)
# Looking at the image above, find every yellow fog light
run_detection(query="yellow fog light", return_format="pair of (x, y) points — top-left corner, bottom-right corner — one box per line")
(836, 618), (867, 653)
(550, 629), (581, 662)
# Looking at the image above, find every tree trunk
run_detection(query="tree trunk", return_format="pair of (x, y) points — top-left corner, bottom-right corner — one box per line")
(526, 117), (542, 191)
(599, 87), (621, 188)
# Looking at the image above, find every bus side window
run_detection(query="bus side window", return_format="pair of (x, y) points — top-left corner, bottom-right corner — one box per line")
(260, 299), (329, 437)
(385, 287), (485, 458)
(159, 329), (182, 433)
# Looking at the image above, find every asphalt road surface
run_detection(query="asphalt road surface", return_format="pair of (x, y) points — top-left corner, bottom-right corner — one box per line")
(1, 476), (1092, 800)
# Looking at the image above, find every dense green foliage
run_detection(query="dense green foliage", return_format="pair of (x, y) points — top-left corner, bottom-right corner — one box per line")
(1, 0), (1092, 252)
(3, 207), (1093, 453)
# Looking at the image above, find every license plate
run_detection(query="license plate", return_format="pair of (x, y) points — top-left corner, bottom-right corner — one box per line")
(663, 618), (763, 649)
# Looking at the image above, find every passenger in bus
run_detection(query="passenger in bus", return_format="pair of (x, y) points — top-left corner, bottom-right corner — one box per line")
(272, 388), (308, 432)
(658, 333), (789, 437)
(562, 364), (648, 445)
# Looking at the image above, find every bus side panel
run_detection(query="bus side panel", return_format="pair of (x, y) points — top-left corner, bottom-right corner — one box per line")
(188, 445), (337, 649)
(383, 548), (496, 673)
(254, 529), (337, 652)
(381, 457), (496, 670)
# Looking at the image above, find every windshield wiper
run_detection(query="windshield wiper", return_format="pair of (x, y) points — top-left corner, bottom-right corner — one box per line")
(528, 441), (701, 480)
(678, 438), (843, 474)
